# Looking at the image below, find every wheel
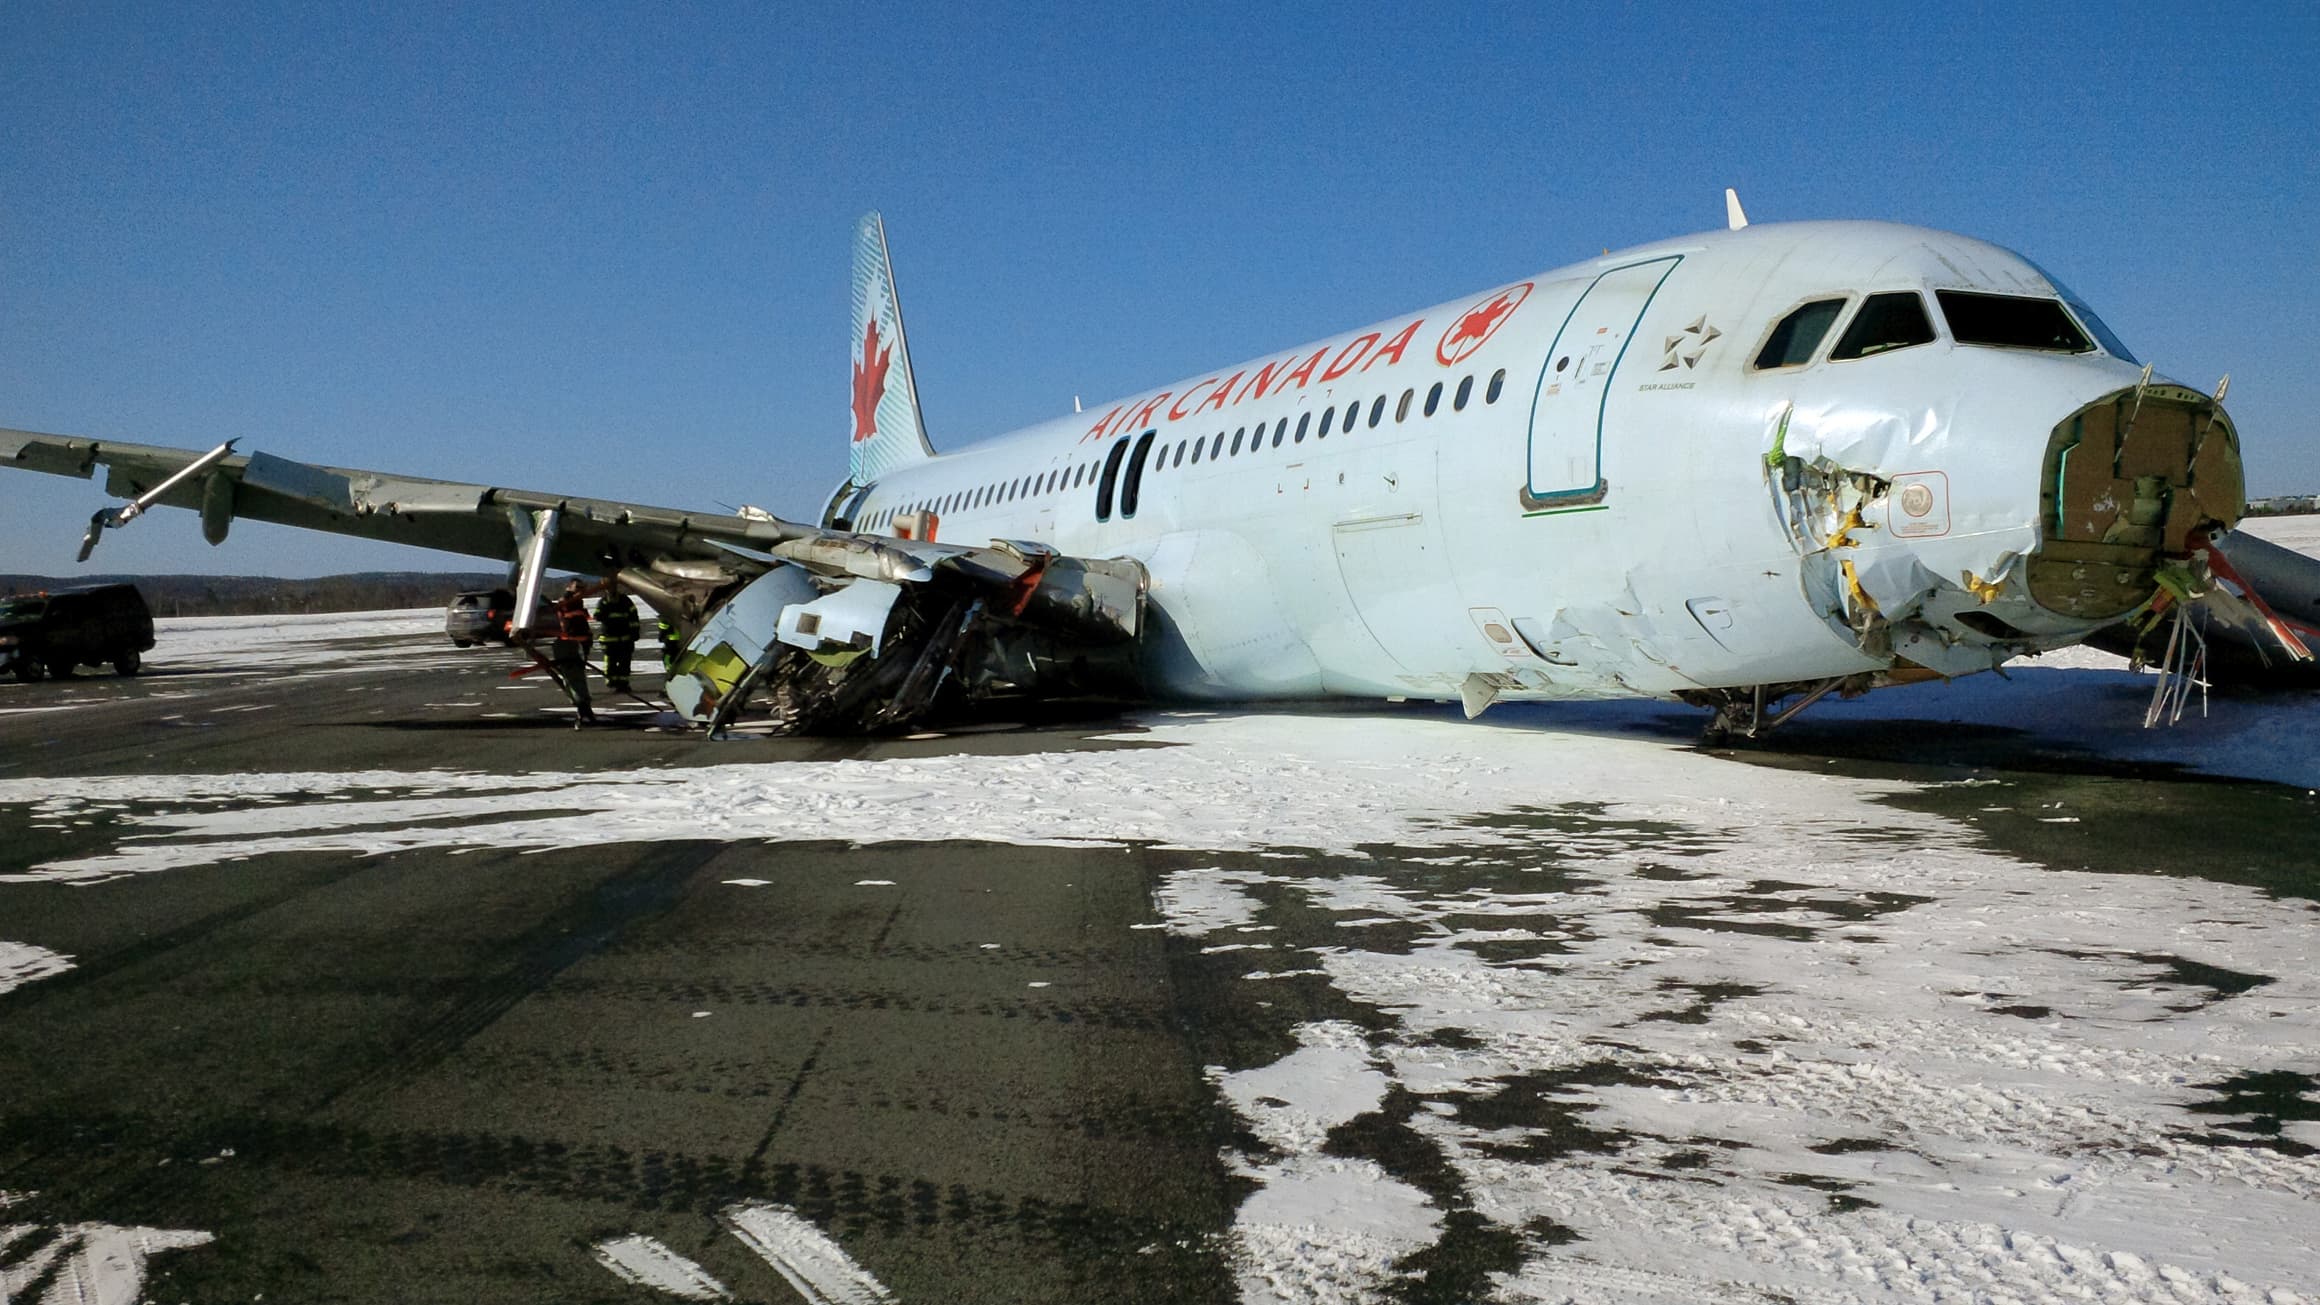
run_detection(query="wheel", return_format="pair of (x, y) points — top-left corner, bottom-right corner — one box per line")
(453, 638), (474, 648)
(13, 659), (43, 684)
(114, 649), (141, 676)
(46, 658), (75, 680)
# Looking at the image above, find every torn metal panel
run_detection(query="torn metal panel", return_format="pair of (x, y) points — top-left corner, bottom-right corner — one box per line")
(1008, 553), (1146, 642)
(2087, 529), (2320, 690)
(777, 581), (902, 658)
(666, 565), (821, 725)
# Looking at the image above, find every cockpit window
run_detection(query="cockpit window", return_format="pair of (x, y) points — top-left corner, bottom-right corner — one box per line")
(1829, 292), (1936, 360)
(2024, 263), (2139, 363)
(1935, 291), (2094, 354)
(1753, 298), (1847, 369)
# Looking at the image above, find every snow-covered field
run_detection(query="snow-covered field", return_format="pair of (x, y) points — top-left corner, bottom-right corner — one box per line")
(151, 606), (458, 675)
(6, 527), (2319, 1302)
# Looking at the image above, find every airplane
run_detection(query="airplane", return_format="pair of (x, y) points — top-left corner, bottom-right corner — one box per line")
(3, 194), (2296, 737)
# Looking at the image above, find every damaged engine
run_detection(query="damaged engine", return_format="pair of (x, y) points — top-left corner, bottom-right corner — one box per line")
(648, 541), (1148, 736)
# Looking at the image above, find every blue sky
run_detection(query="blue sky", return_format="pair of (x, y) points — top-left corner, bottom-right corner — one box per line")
(4, 2), (2315, 576)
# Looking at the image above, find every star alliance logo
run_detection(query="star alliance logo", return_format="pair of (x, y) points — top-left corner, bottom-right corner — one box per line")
(1660, 315), (1721, 371)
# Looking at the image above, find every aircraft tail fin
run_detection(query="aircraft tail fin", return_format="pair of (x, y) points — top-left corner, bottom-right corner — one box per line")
(849, 211), (936, 484)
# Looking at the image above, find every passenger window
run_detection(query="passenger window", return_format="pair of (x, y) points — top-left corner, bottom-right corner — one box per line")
(1425, 381), (1442, 416)
(1754, 298), (1847, 369)
(1230, 429), (1243, 456)
(1830, 292), (1936, 360)
(1119, 430), (1159, 518)
(1294, 412), (1310, 444)
(1173, 439), (1188, 467)
(1210, 432), (1225, 460)
(1486, 369), (1505, 403)
(1396, 389), (1413, 421)
(1189, 438), (1203, 464)
(1368, 395), (1386, 428)
(1935, 291), (2094, 353)
(1096, 439), (1130, 521)
(1318, 407), (1334, 439)
(1454, 375), (1473, 411)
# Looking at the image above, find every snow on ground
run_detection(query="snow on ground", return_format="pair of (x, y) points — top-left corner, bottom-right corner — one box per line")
(6, 526), (2317, 1300)
(147, 607), (466, 677)
(2240, 513), (2320, 555)
(0, 711), (2315, 1301)
(0, 940), (73, 995)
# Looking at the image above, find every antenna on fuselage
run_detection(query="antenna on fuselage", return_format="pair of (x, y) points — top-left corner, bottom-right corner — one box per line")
(1725, 188), (1749, 230)
(1073, 395), (1083, 413)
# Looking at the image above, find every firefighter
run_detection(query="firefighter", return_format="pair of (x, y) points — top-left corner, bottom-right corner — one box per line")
(657, 616), (682, 671)
(548, 579), (596, 726)
(596, 587), (641, 693)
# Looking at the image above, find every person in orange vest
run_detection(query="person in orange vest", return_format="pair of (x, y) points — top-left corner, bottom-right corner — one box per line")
(548, 579), (597, 726)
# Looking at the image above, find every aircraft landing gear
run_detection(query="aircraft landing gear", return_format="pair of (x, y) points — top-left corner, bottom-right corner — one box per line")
(1692, 676), (1856, 745)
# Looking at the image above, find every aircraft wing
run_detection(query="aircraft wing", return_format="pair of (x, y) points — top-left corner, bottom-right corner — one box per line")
(2, 427), (1149, 732)
(0, 427), (946, 581)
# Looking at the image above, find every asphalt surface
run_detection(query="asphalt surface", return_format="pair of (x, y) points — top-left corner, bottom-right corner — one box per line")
(4, 625), (2316, 1304)
(0, 641), (1241, 1304)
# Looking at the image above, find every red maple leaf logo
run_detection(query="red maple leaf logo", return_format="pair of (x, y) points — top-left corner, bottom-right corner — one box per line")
(1436, 283), (1532, 366)
(852, 316), (893, 443)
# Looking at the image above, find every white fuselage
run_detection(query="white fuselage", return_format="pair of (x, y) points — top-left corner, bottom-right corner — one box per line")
(836, 221), (2174, 704)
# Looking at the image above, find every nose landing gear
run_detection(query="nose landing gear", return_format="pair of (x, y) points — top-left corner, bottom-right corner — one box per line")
(1687, 674), (1869, 744)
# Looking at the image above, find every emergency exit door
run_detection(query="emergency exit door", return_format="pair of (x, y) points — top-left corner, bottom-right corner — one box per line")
(1524, 255), (1681, 509)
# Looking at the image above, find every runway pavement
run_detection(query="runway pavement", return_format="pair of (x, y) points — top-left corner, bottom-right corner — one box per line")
(0, 637), (1237, 1304)
(3, 616), (2316, 1304)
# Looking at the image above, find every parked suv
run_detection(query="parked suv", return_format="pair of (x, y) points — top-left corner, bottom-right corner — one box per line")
(445, 588), (556, 646)
(0, 583), (156, 682)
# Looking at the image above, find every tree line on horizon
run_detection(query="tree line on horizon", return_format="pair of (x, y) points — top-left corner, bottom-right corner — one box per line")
(0, 572), (510, 618)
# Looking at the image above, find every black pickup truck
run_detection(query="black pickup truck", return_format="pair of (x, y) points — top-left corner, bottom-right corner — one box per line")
(0, 583), (156, 681)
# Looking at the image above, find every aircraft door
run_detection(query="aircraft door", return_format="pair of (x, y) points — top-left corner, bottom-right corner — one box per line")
(1525, 256), (1681, 509)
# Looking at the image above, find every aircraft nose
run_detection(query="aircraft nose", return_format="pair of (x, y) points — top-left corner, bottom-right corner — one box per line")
(2025, 381), (2244, 623)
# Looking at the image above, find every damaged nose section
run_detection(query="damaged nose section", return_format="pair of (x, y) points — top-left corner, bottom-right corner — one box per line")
(1711, 382), (2245, 742)
(2030, 381), (2244, 622)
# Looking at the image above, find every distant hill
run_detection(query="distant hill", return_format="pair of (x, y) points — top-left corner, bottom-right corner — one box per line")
(0, 572), (512, 618)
